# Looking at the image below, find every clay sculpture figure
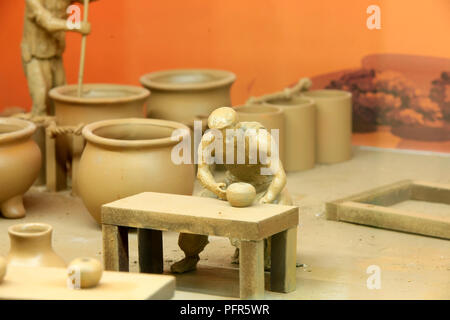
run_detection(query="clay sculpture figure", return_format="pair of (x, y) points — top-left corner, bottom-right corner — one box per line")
(22, 0), (95, 116)
(0, 256), (6, 283)
(7, 223), (66, 268)
(171, 107), (292, 273)
(77, 118), (195, 223)
(0, 118), (41, 219)
(67, 257), (103, 289)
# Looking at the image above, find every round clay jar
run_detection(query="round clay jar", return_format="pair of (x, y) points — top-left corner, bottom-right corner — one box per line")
(68, 257), (103, 289)
(0, 256), (7, 283)
(226, 183), (256, 207)
(78, 118), (195, 223)
(0, 118), (41, 218)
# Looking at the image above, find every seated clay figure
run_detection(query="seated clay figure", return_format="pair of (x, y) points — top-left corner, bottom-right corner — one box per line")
(171, 107), (292, 273)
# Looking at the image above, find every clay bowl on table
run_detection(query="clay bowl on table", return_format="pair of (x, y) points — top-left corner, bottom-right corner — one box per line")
(233, 104), (285, 164)
(77, 118), (195, 223)
(0, 118), (41, 219)
(140, 69), (236, 128)
(226, 182), (256, 207)
(48, 84), (149, 170)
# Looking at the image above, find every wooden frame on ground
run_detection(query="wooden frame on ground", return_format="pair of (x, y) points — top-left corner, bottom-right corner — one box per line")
(326, 180), (450, 240)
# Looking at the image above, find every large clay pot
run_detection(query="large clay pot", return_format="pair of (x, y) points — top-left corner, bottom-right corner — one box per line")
(140, 69), (235, 126)
(302, 89), (352, 164)
(0, 118), (41, 219)
(262, 97), (316, 172)
(77, 118), (195, 223)
(233, 104), (286, 164)
(48, 84), (150, 183)
(7, 223), (66, 268)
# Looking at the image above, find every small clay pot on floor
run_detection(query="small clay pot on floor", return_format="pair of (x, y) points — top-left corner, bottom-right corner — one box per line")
(0, 118), (41, 219)
(7, 223), (66, 268)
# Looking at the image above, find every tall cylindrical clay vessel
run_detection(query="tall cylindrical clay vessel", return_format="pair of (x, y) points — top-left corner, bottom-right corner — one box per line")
(7, 223), (66, 268)
(0, 118), (41, 219)
(77, 118), (195, 223)
(262, 97), (316, 172)
(301, 90), (352, 164)
(233, 105), (286, 164)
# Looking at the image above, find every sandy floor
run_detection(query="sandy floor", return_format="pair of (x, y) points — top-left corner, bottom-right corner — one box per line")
(0, 146), (449, 299)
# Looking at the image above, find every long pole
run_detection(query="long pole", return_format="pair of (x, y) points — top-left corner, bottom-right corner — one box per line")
(77, 0), (89, 97)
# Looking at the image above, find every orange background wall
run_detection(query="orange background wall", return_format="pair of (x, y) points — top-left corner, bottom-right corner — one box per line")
(1, 0), (449, 112)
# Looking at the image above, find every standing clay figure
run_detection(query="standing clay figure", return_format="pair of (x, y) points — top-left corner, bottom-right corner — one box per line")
(171, 107), (292, 273)
(22, 0), (93, 116)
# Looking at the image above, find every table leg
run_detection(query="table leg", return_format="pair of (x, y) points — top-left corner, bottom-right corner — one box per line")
(102, 224), (129, 271)
(239, 240), (264, 299)
(45, 128), (66, 192)
(270, 227), (297, 293)
(138, 229), (163, 274)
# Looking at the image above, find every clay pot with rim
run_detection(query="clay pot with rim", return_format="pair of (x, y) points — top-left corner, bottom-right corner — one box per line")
(301, 89), (352, 164)
(0, 118), (41, 219)
(262, 96), (316, 172)
(140, 69), (235, 127)
(77, 118), (195, 223)
(7, 223), (66, 268)
(48, 84), (150, 187)
(233, 104), (286, 164)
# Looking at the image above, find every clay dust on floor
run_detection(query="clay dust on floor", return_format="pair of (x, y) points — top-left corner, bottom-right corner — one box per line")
(0, 147), (449, 299)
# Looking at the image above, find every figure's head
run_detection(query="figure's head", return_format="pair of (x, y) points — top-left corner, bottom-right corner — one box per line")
(208, 107), (237, 132)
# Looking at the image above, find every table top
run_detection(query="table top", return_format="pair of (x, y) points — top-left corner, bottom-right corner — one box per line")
(102, 192), (299, 240)
(0, 266), (175, 300)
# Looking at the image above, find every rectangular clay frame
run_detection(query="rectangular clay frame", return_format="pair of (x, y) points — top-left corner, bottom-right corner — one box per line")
(326, 180), (450, 240)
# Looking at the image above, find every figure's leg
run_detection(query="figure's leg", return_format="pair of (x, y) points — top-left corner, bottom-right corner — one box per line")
(25, 58), (50, 116)
(1, 195), (25, 219)
(170, 233), (209, 273)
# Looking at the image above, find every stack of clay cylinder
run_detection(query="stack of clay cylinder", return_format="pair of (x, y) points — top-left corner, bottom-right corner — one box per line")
(235, 81), (353, 172)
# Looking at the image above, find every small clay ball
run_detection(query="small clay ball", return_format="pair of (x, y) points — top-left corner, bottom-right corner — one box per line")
(226, 182), (256, 207)
(67, 257), (103, 289)
(0, 256), (7, 283)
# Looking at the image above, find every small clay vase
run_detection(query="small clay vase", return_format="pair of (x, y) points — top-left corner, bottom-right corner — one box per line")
(227, 183), (256, 207)
(262, 97), (316, 172)
(0, 256), (6, 283)
(233, 104), (286, 164)
(7, 223), (66, 268)
(0, 118), (41, 218)
(78, 118), (195, 223)
(49, 84), (150, 189)
(301, 89), (352, 164)
(67, 257), (103, 289)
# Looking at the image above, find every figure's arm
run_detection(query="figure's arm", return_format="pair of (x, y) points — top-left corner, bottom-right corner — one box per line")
(197, 132), (227, 200)
(26, 0), (90, 34)
(259, 130), (287, 204)
(260, 159), (286, 203)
